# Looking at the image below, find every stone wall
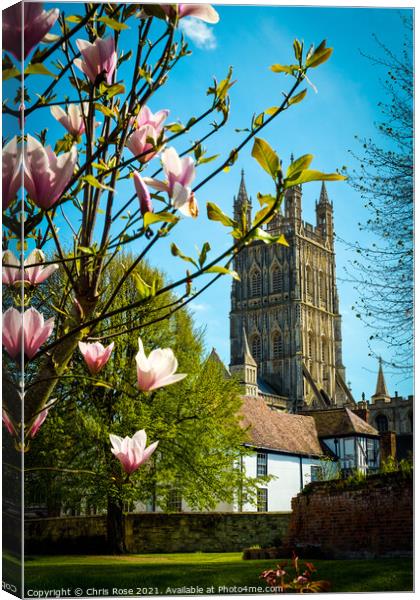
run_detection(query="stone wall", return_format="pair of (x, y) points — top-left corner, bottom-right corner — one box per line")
(24, 512), (291, 554)
(284, 471), (413, 559)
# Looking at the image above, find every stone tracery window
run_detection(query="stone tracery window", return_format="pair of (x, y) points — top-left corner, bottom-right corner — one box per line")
(251, 335), (262, 361)
(375, 414), (388, 433)
(250, 270), (261, 297)
(272, 331), (282, 359)
(272, 265), (282, 293)
(305, 265), (313, 300)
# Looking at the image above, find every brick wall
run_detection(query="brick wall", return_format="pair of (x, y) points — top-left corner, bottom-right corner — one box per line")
(284, 471), (413, 559)
(23, 512), (291, 554)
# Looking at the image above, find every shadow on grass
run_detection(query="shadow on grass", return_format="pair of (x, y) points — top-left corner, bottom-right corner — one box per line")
(18, 554), (413, 595)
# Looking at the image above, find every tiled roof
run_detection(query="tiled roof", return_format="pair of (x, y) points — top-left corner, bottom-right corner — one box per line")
(302, 407), (379, 437)
(240, 396), (324, 457)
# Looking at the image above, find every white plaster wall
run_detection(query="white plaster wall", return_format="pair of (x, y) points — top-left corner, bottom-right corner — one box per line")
(242, 452), (322, 512)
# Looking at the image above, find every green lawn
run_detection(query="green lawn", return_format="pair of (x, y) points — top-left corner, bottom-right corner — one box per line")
(4, 552), (413, 595)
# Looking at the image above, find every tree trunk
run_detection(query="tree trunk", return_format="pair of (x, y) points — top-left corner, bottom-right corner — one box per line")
(107, 494), (127, 554)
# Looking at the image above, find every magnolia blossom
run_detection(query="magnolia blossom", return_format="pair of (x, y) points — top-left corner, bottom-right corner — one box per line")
(2, 307), (54, 360)
(135, 337), (186, 392)
(78, 341), (114, 375)
(74, 37), (117, 85)
(127, 106), (169, 162)
(50, 103), (91, 137)
(161, 4), (219, 23)
(2, 409), (17, 437)
(144, 147), (198, 217)
(133, 172), (153, 215)
(27, 400), (56, 439)
(110, 429), (159, 475)
(2, 249), (58, 286)
(2, 3), (59, 61)
(24, 134), (77, 210)
(2, 137), (21, 211)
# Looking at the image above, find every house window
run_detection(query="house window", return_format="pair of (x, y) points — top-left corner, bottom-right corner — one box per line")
(257, 452), (268, 476)
(366, 439), (376, 465)
(257, 488), (268, 512)
(251, 271), (261, 297)
(311, 466), (322, 482)
(375, 414), (388, 433)
(251, 335), (262, 361)
(167, 489), (182, 512)
(272, 332), (282, 359)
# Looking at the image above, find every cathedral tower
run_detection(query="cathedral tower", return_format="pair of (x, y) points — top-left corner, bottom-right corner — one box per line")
(230, 172), (353, 412)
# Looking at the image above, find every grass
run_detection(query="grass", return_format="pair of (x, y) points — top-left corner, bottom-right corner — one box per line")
(5, 552), (411, 595)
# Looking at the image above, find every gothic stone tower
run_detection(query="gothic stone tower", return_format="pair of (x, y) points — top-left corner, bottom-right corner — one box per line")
(230, 171), (353, 412)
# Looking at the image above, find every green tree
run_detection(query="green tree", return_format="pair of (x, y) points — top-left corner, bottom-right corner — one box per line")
(24, 257), (263, 553)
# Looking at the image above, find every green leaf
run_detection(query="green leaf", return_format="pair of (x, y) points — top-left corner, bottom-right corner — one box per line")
(131, 272), (152, 299)
(251, 137), (280, 179)
(198, 242), (211, 268)
(170, 243), (198, 268)
(288, 88), (307, 106)
(65, 15), (83, 23)
(97, 16), (129, 31)
(284, 169), (346, 188)
(82, 175), (114, 192)
(205, 266), (240, 280)
(265, 106), (279, 116)
(78, 246), (95, 255)
(207, 202), (237, 227)
(249, 228), (289, 246)
(25, 63), (55, 77)
(143, 211), (179, 228)
(286, 154), (314, 179)
(252, 205), (276, 227)
(166, 122), (184, 133)
(3, 67), (20, 81)
(257, 193), (277, 207)
(293, 39), (303, 62)
(306, 43), (333, 68)
(197, 154), (220, 166)
(99, 82), (125, 99)
(95, 103), (117, 119)
(270, 64), (298, 75)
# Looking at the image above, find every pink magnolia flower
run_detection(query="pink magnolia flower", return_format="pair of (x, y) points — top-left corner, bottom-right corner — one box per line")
(50, 103), (90, 137)
(133, 172), (153, 215)
(78, 341), (114, 375)
(127, 107), (169, 162)
(135, 337), (186, 392)
(126, 125), (161, 163)
(161, 4), (219, 23)
(143, 147), (198, 217)
(134, 106), (169, 132)
(2, 250), (22, 286)
(27, 399), (56, 439)
(2, 249), (59, 286)
(110, 429), (159, 475)
(74, 37), (117, 85)
(2, 307), (54, 360)
(24, 134), (77, 210)
(2, 409), (17, 437)
(24, 249), (59, 285)
(2, 3), (59, 61)
(2, 137), (21, 211)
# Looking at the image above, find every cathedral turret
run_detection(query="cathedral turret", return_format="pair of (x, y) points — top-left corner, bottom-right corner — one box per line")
(316, 182), (333, 242)
(371, 358), (391, 403)
(233, 169), (252, 228)
(284, 184), (302, 224)
(230, 327), (258, 397)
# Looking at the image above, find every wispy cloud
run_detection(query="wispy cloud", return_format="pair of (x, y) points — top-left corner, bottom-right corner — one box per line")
(189, 302), (210, 313)
(180, 18), (217, 50)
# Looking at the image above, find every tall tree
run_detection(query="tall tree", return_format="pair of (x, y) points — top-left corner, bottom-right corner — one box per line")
(24, 257), (264, 553)
(343, 15), (413, 375)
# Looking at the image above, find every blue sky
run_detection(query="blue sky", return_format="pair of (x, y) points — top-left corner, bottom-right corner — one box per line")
(19, 3), (414, 400)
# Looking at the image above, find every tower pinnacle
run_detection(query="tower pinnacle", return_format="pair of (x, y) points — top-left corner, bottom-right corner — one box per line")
(319, 181), (330, 205)
(371, 357), (391, 403)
